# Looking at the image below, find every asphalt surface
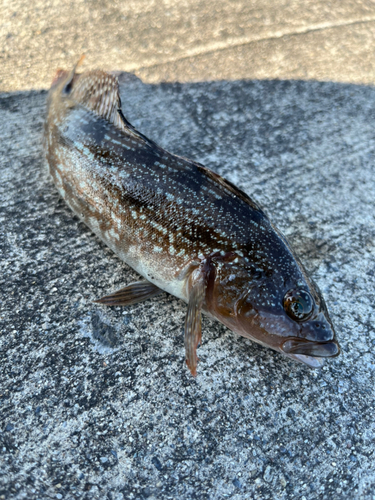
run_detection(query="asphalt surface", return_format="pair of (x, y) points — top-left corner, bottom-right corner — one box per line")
(1, 2), (375, 500)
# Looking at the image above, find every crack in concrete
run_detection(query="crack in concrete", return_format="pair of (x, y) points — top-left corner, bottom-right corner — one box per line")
(133, 17), (375, 74)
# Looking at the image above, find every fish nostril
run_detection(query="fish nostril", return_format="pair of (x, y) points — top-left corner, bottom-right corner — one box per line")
(301, 321), (334, 342)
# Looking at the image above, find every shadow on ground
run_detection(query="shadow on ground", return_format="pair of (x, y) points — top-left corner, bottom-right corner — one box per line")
(0, 76), (374, 500)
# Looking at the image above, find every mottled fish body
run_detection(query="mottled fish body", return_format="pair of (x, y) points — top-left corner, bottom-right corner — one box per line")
(44, 61), (340, 375)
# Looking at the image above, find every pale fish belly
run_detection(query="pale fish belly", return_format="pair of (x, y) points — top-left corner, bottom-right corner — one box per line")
(47, 141), (190, 302)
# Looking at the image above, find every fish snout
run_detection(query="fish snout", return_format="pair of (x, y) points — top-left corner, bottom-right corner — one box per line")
(300, 313), (335, 342)
(280, 310), (340, 359)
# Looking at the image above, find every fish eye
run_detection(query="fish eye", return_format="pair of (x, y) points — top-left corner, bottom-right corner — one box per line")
(64, 81), (73, 94)
(283, 289), (314, 321)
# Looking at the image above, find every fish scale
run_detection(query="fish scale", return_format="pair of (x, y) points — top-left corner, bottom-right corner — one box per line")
(52, 108), (265, 273)
(44, 60), (340, 376)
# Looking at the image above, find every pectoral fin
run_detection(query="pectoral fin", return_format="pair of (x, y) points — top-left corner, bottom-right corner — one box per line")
(94, 281), (163, 306)
(184, 274), (207, 377)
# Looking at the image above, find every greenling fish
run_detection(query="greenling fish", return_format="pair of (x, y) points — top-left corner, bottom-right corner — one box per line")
(44, 59), (340, 375)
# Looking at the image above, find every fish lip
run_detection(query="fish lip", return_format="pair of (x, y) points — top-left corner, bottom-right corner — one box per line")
(284, 353), (326, 368)
(281, 338), (340, 357)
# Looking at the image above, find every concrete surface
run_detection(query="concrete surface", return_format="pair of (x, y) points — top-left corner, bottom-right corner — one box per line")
(1, 2), (375, 500)
(1, 1), (375, 91)
(2, 71), (375, 500)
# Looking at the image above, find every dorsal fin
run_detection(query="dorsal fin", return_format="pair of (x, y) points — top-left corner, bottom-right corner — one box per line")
(71, 70), (123, 127)
(70, 69), (157, 147)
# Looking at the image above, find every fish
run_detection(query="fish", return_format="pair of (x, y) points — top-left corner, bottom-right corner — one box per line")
(44, 59), (340, 376)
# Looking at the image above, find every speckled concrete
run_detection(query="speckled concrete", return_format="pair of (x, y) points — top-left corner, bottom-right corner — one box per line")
(1, 72), (375, 499)
(1, 0), (375, 91)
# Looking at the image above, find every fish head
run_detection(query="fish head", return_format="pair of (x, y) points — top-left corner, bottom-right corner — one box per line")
(46, 67), (81, 109)
(208, 243), (340, 368)
(45, 68), (76, 138)
(44, 59), (88, 154)
(46, 56), (86, 116)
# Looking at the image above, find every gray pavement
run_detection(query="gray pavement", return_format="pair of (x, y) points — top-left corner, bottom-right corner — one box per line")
(1, 2), (375, 500)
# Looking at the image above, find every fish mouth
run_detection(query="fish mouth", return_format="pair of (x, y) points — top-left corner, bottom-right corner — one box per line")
(280, 338), (340, 368)
(281, 338), (340, 357)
